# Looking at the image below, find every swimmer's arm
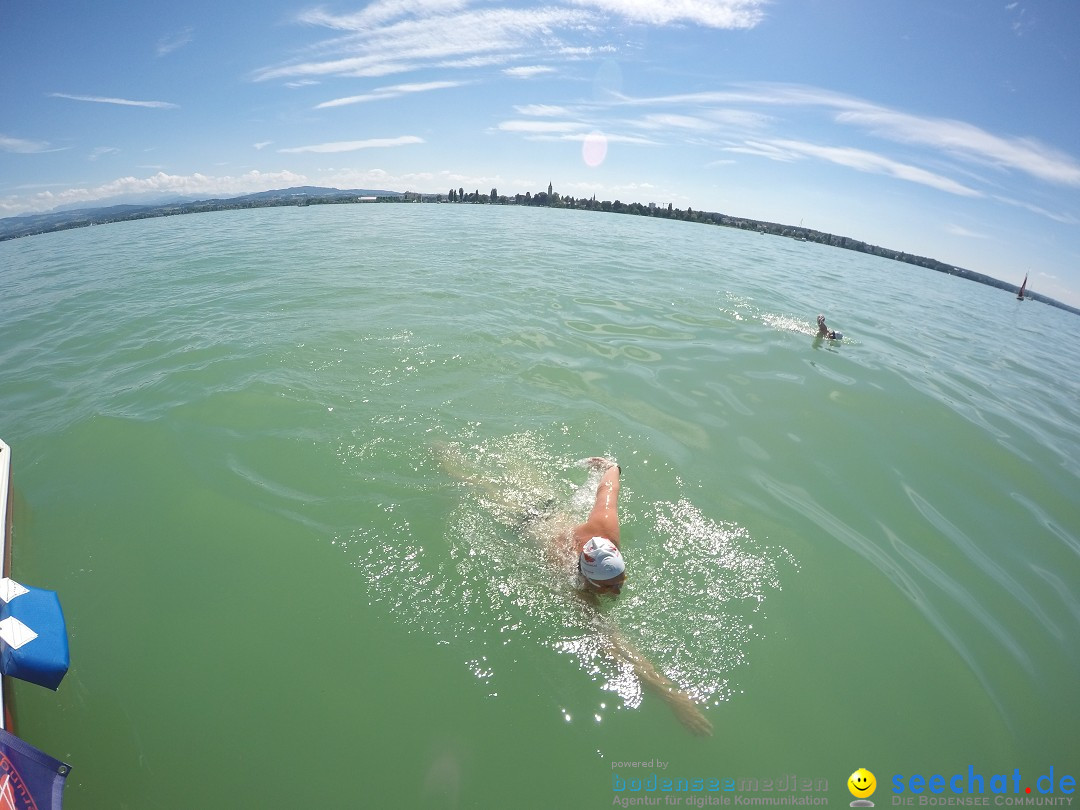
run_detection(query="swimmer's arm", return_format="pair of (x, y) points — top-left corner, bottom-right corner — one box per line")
(606, 630), (713, 737)
(582, 463), (621, 545)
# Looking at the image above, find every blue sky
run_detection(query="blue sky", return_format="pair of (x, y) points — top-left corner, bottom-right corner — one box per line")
(3, 0), (1079, 304)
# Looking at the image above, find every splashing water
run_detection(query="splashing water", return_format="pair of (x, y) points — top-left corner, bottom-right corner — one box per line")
(346, 431), (793, 713)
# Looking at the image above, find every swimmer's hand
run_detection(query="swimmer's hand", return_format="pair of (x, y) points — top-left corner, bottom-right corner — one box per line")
(582, 456), (618, 471)
(657, 687), (714, 737)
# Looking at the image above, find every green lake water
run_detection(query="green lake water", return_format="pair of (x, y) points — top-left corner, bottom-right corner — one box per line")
(1, 204), (1077, 808)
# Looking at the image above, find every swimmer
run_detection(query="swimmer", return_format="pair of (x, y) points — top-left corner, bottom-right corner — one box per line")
(817, 314), (842, 340)
(435, 444), (712, 735)
(555, 457), (712, 736)
(569, 457), (626, 595)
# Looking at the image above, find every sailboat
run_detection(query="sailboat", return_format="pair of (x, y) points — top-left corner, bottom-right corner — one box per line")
(1017, 273), (1028, 301)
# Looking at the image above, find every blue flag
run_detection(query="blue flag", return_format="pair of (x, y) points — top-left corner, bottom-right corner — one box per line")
(0, 729), (70, 810)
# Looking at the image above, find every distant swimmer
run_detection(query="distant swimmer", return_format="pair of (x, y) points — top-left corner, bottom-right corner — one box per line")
(817, 314), (842, 340)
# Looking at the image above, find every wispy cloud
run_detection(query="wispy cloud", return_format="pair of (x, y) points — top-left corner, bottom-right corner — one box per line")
(0, 134), (65, 154)
(730, 138), (983, 197)
(255, 0), (766, 86)
(635, 83), (1080, 188)
(253, 141), (273, 150)
(632, 113), (717, 132)
(612, 81), (1080, 197)
(945, 224), (990, 239)
(0, 169), (309, 216)
(278, 136), (425, 153)
(546, 131), (657, 145)
(156, 27), (194, 56)
(721, 140), (798, 162)
(302, 0), (472, 30)
(497, 120), (586, 134)
(50, 93), (179, 109)
(835, 109), (1080, 187)
(496, 118), (656, 145)
(89, 146), (120, 161)
(254, 7), (592, 82)
(513, 104), (571, 116)
(992, 195), (1080, 226)
(316, 80), (465, 109)
(504, 66), (555, 79)
(567, 0), (766, 28)
(1004, 2), (1033, 35)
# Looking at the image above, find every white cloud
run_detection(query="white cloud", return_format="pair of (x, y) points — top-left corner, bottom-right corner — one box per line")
(497, 120), (586, 134)
(633, 113), (716, 131)
(50, 93), (179, 109)
(617, 83), (875, 113)
(567, 0), (766, 28)
(539, 131), (658, 145)
(437, 55), (514, 70)
(722, 140), (799, 162)
(278, 136), (425, 153)
(992, 195), (1080, 226)
(637, 83), (1080, 188)
(734, 138), (983, 197)
(619, 81), (1080, 200)
(835, 109), (1080, 187)
(513, 104), (571, 116)
(89, 147), (120, 161)
(0, 170), (309, 216)
(315, 92), (386, 108)
(156, 27), (193, 57)
(0, 134), (64, 154)
(945, 224), (990, 239)
(278, 0), (768, 89)
(254, 8), (591, 82)
(316, 80), (465, 109)
(300, 0), (472, 30)
(253, 141), (273, 150)
(705, 109), (772, 129)
(778, 138), (983, 196)
(504, 66), (555, 79)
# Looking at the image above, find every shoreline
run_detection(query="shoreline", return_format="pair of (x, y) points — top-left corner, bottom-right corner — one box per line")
(3, 187), (1074, 317)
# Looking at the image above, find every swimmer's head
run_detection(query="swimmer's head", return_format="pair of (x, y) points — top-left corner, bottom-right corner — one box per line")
(579, 537), (625, 593)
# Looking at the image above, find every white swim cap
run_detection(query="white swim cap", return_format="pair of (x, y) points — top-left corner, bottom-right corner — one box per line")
(579, 537), (625, 581)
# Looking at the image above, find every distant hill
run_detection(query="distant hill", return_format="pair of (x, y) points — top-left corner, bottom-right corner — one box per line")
(227, 186), (397, 202)
(0, 187), (402, 241)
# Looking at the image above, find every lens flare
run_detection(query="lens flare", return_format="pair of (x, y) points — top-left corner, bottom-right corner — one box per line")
(583, 131), (608, 168)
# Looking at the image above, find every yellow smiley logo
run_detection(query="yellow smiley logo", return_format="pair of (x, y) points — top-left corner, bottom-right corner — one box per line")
(848, 768), (877, 798)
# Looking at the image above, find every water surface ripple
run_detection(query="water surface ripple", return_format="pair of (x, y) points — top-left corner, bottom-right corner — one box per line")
(1, 204), (1077, 807)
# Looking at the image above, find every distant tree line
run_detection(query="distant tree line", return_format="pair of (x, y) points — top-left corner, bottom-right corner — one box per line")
(427, 184), (1071, 312)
